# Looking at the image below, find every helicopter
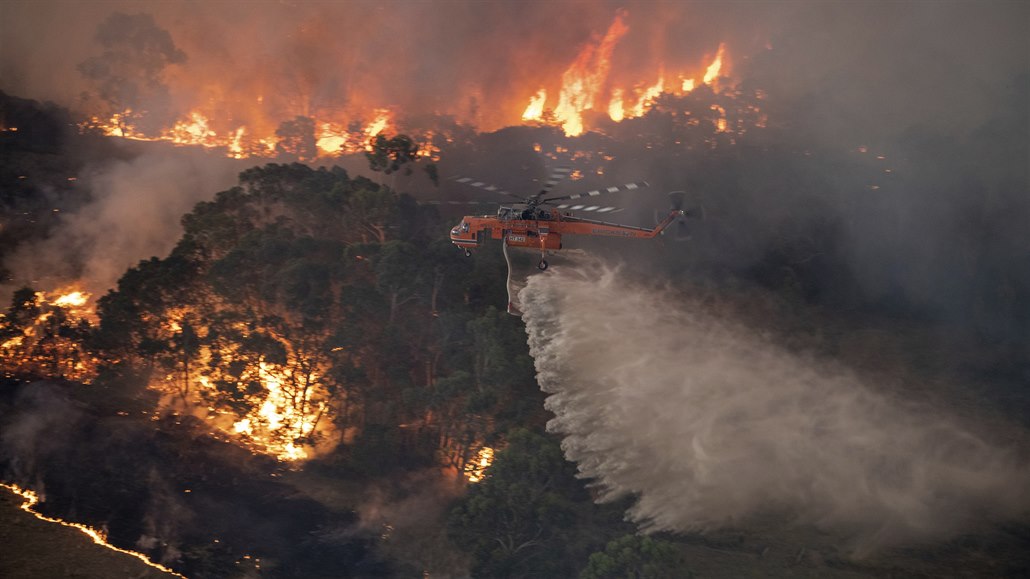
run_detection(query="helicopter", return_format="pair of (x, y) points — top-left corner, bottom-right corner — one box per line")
(442, 167), (696, 315)
(447, 167), (689, 271)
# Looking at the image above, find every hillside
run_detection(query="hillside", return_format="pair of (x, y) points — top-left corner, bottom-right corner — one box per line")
(0, 485), (178, 579)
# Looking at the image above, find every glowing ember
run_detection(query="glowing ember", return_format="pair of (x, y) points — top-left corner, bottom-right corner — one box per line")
(712, 104), (729, 132)
(1, 482), (186, 578)
(464, 447), (495, 483)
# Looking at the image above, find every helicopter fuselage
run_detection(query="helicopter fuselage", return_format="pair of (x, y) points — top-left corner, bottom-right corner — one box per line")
(450, 207), (684, 266)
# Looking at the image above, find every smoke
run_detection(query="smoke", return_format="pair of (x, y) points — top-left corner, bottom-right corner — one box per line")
(744, 1), (1030, 144)
(0, 381), (84, 486)
(77, 12), (187, 133)
(353, 471), (470, 576)
(2, 148), (240, 296)
(520, 259), (1030, 554)
(0, 1), (807, 131)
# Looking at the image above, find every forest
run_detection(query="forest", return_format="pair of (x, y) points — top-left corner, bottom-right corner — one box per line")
(2, 55), (1029, 577)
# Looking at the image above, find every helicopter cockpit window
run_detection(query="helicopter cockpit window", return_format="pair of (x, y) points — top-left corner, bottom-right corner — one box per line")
(461, 222), (469, 233)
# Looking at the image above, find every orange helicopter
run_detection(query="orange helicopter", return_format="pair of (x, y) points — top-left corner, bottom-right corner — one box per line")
(444, 168), (693, 314)
(447, 167), (688, 270)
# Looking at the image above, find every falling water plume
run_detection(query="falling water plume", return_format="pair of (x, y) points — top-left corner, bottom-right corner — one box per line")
(519, 258), (1030, 554)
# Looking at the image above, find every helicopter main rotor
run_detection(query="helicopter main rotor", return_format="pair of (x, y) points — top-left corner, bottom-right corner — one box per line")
(449, 165), (648, 215)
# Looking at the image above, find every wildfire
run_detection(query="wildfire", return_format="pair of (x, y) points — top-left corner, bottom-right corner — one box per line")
(519, 12), (733, 136)
(703, 43), (726, 85)
(316, 122), (348, 155)
(1, 285), (98, 381)
(364, 109), (391, 139)
(82, 106), (401, 161)
(628, 75), (665, 119)
(1, 482), (186, 578)
(522, 89), (547, 121)
(552, 8), (629, 136)
(167, 111), (218, 148)
(69, 7), (742, 155)
(463, 447), (495, 483)
(228, 362), (328, 461)
(53, 290), (89, 308)
(154, 305), (335, 463)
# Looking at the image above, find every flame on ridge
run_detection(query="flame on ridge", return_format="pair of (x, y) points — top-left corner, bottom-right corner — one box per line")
(522, 89), (547, 121)
(703, 43), (726, 85)
(83, 107), (399, 161)
(551, 8), (630, 136)
(520, 12), (730, 136)
(1, 482), (186, 578)
(73, 8), (735, 154)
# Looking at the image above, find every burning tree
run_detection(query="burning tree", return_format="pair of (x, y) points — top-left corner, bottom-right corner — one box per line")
(1, 286), (98, 381)
(88, 162), (527, 469)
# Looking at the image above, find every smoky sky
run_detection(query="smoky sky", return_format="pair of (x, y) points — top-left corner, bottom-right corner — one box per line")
(3, 148), (242, 297)
(0, 0), (1025, 313)
(1, 0), (1025, 138)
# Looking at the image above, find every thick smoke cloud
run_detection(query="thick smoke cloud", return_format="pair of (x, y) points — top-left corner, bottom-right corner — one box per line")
(745, 0), (1029, 144)
(520, 259), (1030, 554)
(5, 0), (1017, 135)
(77, 12), (187, 133)
(4, 149), (240, 296)
(1, 1), (1024, 139)
(0, 381), (84, 486)
(1, 2), (1024, 305)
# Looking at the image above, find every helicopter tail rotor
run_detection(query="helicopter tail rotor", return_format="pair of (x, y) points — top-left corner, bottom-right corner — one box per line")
(656, 191), (704, 241)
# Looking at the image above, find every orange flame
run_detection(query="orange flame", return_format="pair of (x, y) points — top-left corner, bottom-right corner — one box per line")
(316, 122), (348, 156)
(608, 88), (625, 122)
(522, 89), (547, 120)
(1, 482), (186, 578)
(155, 309), (334, 462)
(629, 75), (665, 118)
(82, 105), (404, 160)
(517, 11), (732, 136)
(703, 43), (726, 85)
(464, 447), (495, 483)
(552, 8), (630, 136)
(53, 290), (90, 308)
(2, 285), (98, 381)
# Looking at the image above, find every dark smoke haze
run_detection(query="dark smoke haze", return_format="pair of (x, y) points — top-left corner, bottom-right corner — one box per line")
(521, 260), (1030, 553)
(4, 149), (240, 296)
(1, 1), (1024, 136)
(1, 1), (1026, 300)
